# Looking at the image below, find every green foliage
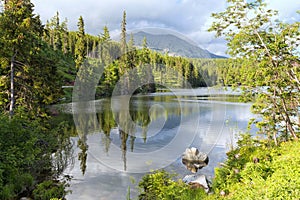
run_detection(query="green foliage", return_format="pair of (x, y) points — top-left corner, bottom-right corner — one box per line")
(138, 170), (207, 200)
(101, 26), (111, 42)
(190, 58), (252, 87)
(121, 10), (127, 55)
(0, 114), (72, 199)
(0, 1), (74, 116)
(212, 134), (300, 199)
(212, 133), (265, 192)
(0, 116), (40, 198)
(75, 16), (86, 70)
(209, 0), (300, 141)
(33, 180), (69, 200)
(137, 137), (300, 200)
(24, 9), (215, 101)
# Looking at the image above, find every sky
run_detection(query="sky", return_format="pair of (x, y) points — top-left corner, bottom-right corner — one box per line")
(31, 0), (300, 57)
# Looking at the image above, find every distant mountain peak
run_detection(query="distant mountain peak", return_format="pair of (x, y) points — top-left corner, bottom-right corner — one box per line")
(128, 31), (225, 58)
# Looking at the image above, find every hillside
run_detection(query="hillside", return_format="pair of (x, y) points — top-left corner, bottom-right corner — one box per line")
(128, 31), (225, 59)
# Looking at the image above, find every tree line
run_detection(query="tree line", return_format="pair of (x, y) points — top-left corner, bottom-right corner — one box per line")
(0, 0), (72, 199)
(0, 1), (217, 198)
(135, 1), (300, 199)
(42, 10), (210, 100)
(2, 0), (297, 198)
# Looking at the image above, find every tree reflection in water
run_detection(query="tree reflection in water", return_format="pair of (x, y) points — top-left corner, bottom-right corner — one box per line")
(71, 93), (199, 174)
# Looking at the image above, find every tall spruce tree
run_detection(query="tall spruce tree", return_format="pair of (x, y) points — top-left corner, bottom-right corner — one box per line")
(60, 17), (69, 54)
(120, 11), (127, 56)
(75, 16), (86, 70)
(0, 0), (63, 116)
(102, 25), (110, 42)
(0, 0), (38, 116)
(52, 11), (62, 50)
(119, 10), (130, 94)
(139, 37), (156, 93)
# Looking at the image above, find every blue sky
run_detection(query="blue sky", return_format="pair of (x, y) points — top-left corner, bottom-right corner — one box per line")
(31, 0), (300, 56)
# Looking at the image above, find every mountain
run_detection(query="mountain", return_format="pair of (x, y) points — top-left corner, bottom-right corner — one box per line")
(127, 31), (225, 59)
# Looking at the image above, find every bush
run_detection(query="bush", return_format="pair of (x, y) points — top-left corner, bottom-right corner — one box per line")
(33, 180), (68, 200)
(212, 134), (300, 199)
(138, 170), (207, 200)
(0, 114), (72, 199)
(136, 135), (300, 200)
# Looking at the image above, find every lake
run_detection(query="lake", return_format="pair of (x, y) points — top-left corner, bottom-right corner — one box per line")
(62, 87), (256, 199)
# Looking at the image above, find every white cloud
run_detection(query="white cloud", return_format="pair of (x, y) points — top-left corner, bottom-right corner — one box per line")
(31, 0), (299, 56)
(31, 1), (224, 31)
(266, 0), (300, 22)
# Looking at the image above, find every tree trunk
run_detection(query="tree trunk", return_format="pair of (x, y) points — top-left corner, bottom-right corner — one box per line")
(279, 89), (298, 140)
(9, 53), (15, 118)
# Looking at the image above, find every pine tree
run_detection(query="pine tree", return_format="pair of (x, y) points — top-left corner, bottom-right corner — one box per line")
(75, 16), (86, 70)
(141, 37), (150, 63)
(101, 25), (110, 42)
(43, 12), (69, 53)
(119, 10), (130, 94)
(52, 11), (62, 51)
(0, 0), (42, 116)
(128, 33), (134, 50)
(120, 11), (127, 55)
(61, 18), (69, 54)
(68, 31), (76, 55)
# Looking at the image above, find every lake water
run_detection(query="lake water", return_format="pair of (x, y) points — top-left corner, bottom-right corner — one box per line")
(62, 88), (255, 200)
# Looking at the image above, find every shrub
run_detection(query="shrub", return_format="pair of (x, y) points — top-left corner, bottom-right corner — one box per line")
(138, 170), (207, 200)
(212, 134), (300, 199)
(136, 135), (300, 200)
(0, 114), (72, 199)
(33, 180), (68, 200)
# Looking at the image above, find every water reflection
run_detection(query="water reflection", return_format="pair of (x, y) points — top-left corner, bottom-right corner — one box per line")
(63, 89), (256, 199)
(71, 93), (205, 174)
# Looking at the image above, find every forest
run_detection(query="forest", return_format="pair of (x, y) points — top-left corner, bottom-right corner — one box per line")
(0, 0), (213, 198)
(0, 0), (299, 199)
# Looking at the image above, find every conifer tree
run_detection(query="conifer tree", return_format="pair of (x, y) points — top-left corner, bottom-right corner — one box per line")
(120, 11), (127, 56)
(0, 0), (43, 116)
(61, 18), (69, 54)
(52, 11), (62, 50)
(141, 37), (150, 63)
(101, 25), (110, 42)
(75, 16), (86, 70)
(119, 10), (130, 94)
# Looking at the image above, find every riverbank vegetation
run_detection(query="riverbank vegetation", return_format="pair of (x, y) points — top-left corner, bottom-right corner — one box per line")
(0, 115), (73, 199)
(209, 0), (300, 142)
(136, 135), (300, 199)
(0, 0), (299, 199)
(136, 0), (300, 199)
(0, 0), (216, 198)
(0, 0), (74, 199)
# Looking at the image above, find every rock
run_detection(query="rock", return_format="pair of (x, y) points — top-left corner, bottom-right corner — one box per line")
(20, 198), (31, 200)
(182, 174), (210, 193)
(189, 182), (207, 190)
(182, 147), (209, 173)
